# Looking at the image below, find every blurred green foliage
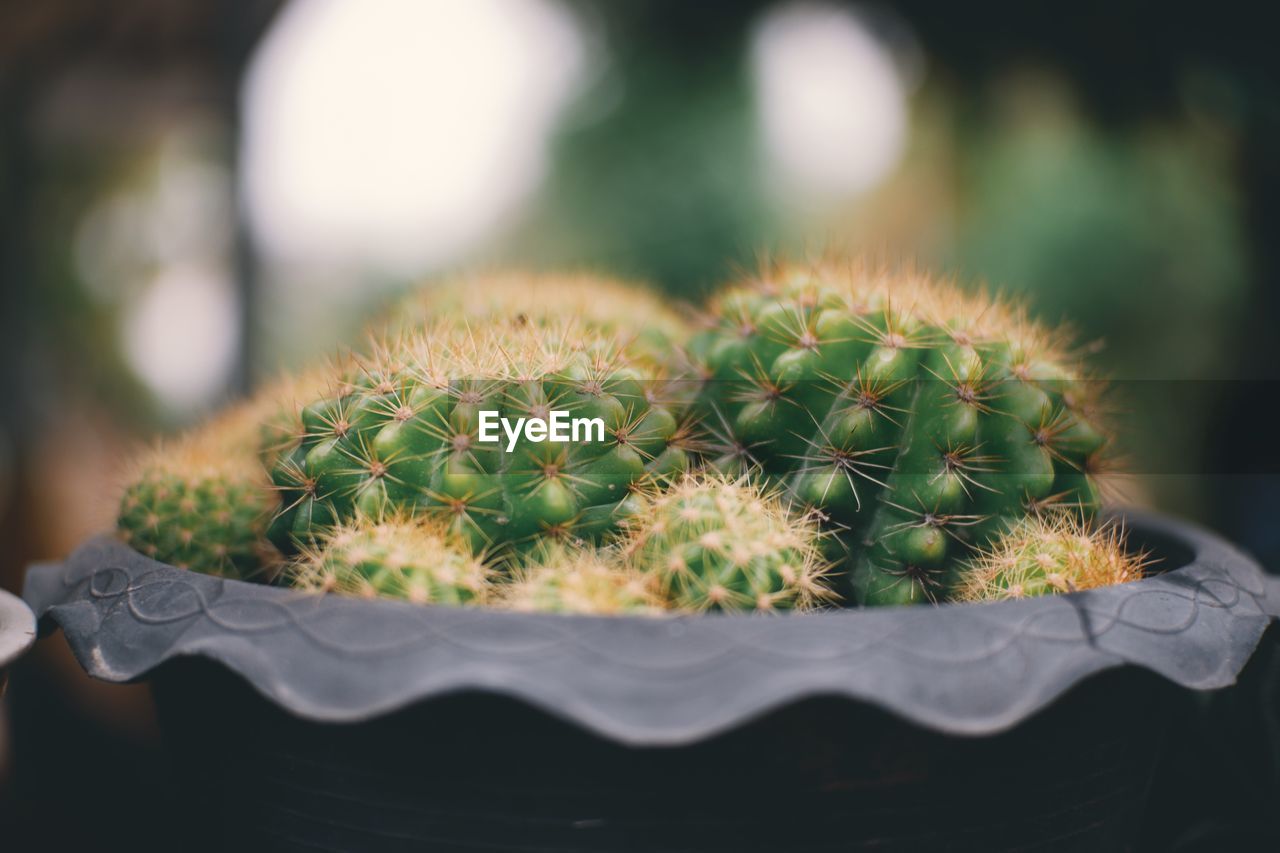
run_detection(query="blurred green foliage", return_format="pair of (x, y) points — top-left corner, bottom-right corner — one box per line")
(952, 98), (1247, 379)
(500, 11), (773, 298)
(938, 85), (1249, 515)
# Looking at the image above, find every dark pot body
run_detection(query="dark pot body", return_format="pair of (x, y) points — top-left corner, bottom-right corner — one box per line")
(153, 662), (1170, 853)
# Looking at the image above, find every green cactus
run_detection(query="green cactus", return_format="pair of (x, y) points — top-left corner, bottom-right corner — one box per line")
(498, 542), (659, 615)
(688, 261), (1112, 606)
(267, 317), (697, 559)
(618, 472), (831, 611)
(117, 406), (276, 579)
(290, 514), (490, 605)
(955, 512), (1147, 602)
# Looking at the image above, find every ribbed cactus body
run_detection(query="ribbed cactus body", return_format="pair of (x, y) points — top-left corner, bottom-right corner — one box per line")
(691, 264), (1109, 605)
(268, 320), (694, 558)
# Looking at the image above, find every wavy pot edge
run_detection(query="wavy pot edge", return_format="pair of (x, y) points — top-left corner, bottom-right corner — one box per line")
(22, 508), (1280, 746)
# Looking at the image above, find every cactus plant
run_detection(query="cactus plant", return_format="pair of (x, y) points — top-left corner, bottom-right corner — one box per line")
(618, 472), (832, 611)
(386, 271), (692, 369)
(688, 260), (1112, 606)
(498, 542), (659, 615)
(115, 263), (1141, 612)
(290, 514), (490, 605)
(117, 405), (276, 579)
(267, 317), (698, 559)
(955, 512), (1148, 602)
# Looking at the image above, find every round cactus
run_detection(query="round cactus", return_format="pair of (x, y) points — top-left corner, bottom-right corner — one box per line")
(118, 405), (276, 579)
(386, 271), (692, 369)
(688, 260), (1113, 606)
(955, 513), (1147, 602)
(619, 472), (832, 612)
(290, 514), (490, 605)
(498, 543), (659, 615)
(267, 317), (697, 559)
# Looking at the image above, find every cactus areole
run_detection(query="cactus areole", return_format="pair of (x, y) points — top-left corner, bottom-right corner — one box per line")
(476, 409), (607, 452)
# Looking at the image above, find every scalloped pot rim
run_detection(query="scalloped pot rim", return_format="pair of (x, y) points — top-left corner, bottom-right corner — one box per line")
(22, 508), (1280, 746)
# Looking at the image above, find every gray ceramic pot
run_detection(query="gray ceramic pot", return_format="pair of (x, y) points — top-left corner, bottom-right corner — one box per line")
(22, 509), (1280, 852)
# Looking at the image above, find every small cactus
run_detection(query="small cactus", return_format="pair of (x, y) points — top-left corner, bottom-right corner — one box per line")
(955, 512), (1148, 602)
(117, 405), (276, 579)
(498, 543), (660, 615)
(619, 473), (832, 612)
(290, 514), (490, 605)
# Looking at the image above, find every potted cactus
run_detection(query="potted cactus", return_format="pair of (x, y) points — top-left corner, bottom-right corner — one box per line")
(24, 264), (1279, 851)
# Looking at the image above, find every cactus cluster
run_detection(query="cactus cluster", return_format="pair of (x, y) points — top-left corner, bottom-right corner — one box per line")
(117, 263), (1140, 614)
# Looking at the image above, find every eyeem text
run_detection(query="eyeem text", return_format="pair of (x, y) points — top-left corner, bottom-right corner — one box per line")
(477, 410), (606, 452)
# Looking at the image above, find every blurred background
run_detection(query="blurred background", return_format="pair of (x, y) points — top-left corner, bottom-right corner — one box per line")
(1, 0), (1277, 849)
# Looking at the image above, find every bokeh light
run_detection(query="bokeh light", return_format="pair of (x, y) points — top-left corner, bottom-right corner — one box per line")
(122, 265), (240, 410)
(241, 0), (588, 274)
(751, 2), (908, 201)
